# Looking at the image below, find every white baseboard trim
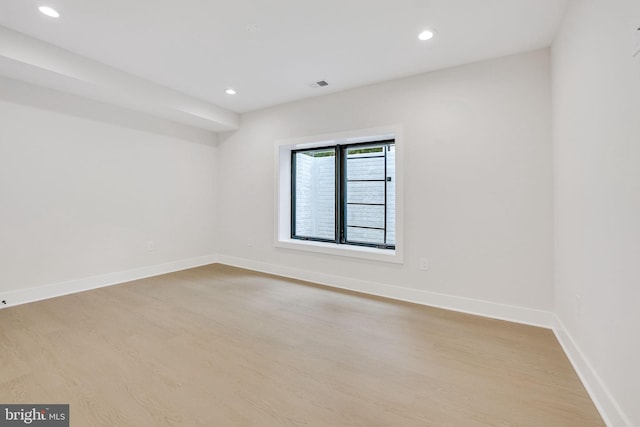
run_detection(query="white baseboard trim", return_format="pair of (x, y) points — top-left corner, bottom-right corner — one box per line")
(552, 316), (631, 427)
(0, 254), (219, 309)
(219, 255), (625, 425)
(0, 253), (623, 425)
(217, 254), (554, 328)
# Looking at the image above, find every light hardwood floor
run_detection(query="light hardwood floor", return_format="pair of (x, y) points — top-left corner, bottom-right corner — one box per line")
(0, 264), (604, 426)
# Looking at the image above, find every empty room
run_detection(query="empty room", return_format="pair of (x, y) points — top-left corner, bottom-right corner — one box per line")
(0, 0), (638, 425)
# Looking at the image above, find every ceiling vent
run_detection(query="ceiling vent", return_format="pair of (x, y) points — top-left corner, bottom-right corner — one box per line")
(309, 80), (329, 88)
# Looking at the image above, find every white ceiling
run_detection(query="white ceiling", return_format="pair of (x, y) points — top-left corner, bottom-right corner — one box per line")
(0, 0), (567, 114)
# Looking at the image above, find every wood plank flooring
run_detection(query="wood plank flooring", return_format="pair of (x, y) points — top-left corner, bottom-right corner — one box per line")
(0, 264), (604, 426)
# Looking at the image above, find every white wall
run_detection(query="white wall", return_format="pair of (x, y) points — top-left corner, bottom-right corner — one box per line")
(217, 49), (554, 316)
(0, 77), (219, 296)
(552, 0), (640, 425)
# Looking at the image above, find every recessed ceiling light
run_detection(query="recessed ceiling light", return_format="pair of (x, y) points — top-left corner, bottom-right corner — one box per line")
(38, 6), (60, 18)
(418, 29), (435, 41)
(225, 88), (236, 95)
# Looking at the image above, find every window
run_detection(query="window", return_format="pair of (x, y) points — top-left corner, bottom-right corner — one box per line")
(291, 140), (395, 249)
(275, 125), (403, 263)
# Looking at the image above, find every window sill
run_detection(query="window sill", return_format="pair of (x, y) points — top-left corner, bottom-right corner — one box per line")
(275, 238), (403, 264)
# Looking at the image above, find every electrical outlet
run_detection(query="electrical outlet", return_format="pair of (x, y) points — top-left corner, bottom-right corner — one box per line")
(147, 240), (156, 251)
(419, 257), (429, 271)
(247, 238), (254, 247)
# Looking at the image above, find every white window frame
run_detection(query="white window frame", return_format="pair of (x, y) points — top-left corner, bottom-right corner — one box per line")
(275, 125), (404, 264)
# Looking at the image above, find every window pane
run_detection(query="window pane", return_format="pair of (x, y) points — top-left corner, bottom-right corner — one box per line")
(346, 204), (385, 229)
(386, 145), (396, 245)
(344, 143), (391, 246)
(346, 227), (385, 245)
(346, 156), (385, 180)
(293, 149), (335, 240)
(346, 181), (385, 204)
